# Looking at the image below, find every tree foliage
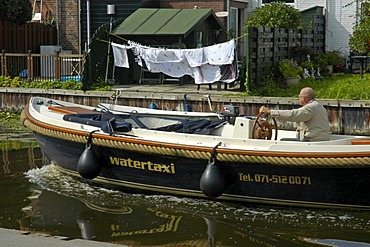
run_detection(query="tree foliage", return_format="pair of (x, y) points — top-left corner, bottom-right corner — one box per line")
(349, 18), (370, 53)
(245, 1), (302, 29)
(0, 0), (32, 25)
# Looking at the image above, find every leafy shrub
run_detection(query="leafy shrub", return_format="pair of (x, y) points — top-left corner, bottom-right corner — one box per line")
(314, 51), (344, 67)
(0, 76), (111, 91)
(301, 60), (314, 70)
(349, 17), (370, 54)
(279, 59), (303, 78)
(245, 1), (302, 28)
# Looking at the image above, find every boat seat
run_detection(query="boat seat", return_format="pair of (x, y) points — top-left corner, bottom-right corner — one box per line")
(153, 119), (226, 134)
(63, 111), (227, 135)
(63, 113), (132, 134)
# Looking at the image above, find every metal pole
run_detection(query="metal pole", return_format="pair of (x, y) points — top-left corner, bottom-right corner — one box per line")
(86, 0), (90, 47)
(105, 17), (113, 82)
(105, 5), (115, 83)
(227, 0), (230, 38)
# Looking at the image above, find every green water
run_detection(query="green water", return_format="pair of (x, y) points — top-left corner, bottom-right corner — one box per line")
(0, 138), (369, 246)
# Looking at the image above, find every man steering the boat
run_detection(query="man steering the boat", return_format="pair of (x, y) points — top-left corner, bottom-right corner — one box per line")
(259, 87), (330, 142)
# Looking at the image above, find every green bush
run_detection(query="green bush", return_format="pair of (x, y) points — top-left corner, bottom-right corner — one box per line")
(245, 1), (302, 28)
(279, 59), (303, 78)
(314, 51), (344, 68)
(349, 17), (370, 54)
(0, 76), (112, 91)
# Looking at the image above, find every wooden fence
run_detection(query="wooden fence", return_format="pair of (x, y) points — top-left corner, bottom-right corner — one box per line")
(1, 51), (85, 82)
(247, 27), (325, 86)
(0, 19), (57, 53)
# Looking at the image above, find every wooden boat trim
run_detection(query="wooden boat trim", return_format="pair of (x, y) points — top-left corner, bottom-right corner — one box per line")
(48, 105), (100, 115)
(21, 108), (370, 167)
(351, 139), (370, 145)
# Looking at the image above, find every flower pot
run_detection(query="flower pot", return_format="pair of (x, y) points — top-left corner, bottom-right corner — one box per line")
(284, 77), (300, 86)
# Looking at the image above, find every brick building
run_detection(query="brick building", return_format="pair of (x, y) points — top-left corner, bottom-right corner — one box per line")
(30, 0), (80, 53)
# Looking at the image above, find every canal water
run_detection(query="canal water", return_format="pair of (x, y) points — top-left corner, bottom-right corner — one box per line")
(0, 133), (370, 246)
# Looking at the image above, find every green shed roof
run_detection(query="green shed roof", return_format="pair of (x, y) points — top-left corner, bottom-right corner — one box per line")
(113, 8), (218, 36)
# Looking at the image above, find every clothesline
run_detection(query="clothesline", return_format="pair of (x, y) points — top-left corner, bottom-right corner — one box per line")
(98, 31), (242, 85)
(110, 39), (238, 85)
(107, 31), (248, 46)
(109, 32), (129, 43)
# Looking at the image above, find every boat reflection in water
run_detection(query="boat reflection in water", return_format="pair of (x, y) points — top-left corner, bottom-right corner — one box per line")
(23, 165), (370, 246)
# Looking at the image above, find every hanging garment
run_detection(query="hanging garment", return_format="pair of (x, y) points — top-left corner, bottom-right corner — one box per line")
(144, 59), (191, 78)
(204, 39), (235, 65)
(183, 48), (207, 67)
(141, 48), (184, 63)
(128, 40), (237, 84)
(111, 43), (130, 68)
(192, 64), (221, 84)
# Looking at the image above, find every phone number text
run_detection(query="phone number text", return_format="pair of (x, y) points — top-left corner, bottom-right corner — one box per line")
(238, 173), (312, 185)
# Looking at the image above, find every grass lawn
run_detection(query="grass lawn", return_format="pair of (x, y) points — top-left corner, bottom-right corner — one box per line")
(247, 73), (370, 100)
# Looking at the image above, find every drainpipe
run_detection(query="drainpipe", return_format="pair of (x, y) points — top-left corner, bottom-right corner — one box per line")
(78, 0), (81, 54)
(355, 0), (360, 24)
(86, 0), (91, 48)
(227, 0), (230, 38)
(325, 0), (329, 52)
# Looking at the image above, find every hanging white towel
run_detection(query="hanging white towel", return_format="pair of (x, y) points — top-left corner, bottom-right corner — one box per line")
(111, 43), (130, 68)
(204, 40), (235, 65)
(145, 59), (191, 78)
(141, 47), (184, 63)
(183, 47), (207, 67)
(191, 64), (221, 84)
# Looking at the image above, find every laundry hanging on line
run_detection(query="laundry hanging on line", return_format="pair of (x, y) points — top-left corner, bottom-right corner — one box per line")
(111, 43), (130, 68)
(111, 40), (238, 84)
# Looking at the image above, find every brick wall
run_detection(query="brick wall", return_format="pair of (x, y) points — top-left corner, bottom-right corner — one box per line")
(30, 0), (56, 20)
(29, 0), (79, 53)
(59, 0), (79, 53)
(159, 0), (227, 28)
(159, 0), (225, 12)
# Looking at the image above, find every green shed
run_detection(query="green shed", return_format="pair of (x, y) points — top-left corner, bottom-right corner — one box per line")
(112, 8), (226, 48)
(300, 6), (325, 30)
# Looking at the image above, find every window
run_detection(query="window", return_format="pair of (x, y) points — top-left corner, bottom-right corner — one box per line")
(195, 31), (203, 48)
(229, 7), (238, 38)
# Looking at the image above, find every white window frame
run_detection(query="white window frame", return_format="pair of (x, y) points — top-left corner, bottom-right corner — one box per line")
(229, 7), (239, 38)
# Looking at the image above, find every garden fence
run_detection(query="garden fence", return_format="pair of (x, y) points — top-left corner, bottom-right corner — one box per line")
(0, 19), (56, 53)
(247, 27), (325, 87)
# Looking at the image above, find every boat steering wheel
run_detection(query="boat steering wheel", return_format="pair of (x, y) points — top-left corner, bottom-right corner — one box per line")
(252, 112), (278, 140)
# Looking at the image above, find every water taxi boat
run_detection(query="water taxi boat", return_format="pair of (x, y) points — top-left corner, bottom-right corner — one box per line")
(21, 96), (370, 209)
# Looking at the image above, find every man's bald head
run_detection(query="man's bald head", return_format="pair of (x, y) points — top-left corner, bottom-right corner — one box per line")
(300, 87), (315, 101)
